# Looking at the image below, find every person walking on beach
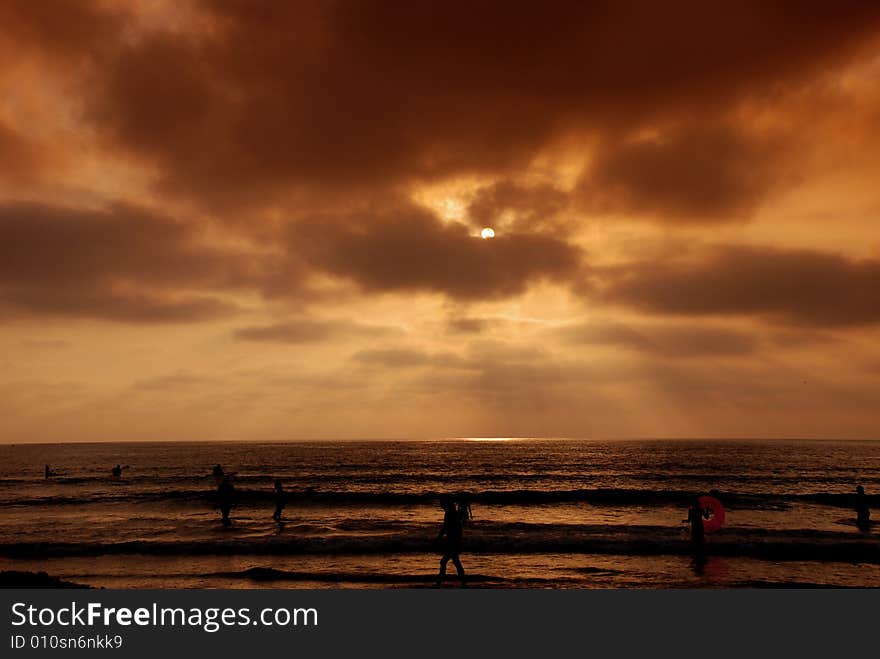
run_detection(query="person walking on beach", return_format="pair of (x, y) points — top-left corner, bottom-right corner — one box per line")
(855, 485), (871, 531)
(436, 495), (466, 587)
(272, 479), (286, 522)
(217, 475), (236, 526)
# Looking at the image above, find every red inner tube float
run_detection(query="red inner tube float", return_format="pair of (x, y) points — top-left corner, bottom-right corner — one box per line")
(698, 495), (725, 534)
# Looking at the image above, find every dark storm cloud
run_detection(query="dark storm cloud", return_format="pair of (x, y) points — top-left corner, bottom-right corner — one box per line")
(578, 123), (788, 221)
(0, 199), (582, 322)
(288, 204), (582, 299)
(556, 320), (758, 357)
(0, 0), (123, 60)
(0, 202), (248, 322)
(17, 1), (873, 209)
(600, 246), (880, 327)
(5, 2), (880, 323)
(234, 318), (395, 344)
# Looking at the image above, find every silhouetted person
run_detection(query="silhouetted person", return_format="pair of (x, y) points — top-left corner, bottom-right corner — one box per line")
(212, 464), (224, 481)
(44, 464), (52, 479)
(436, 496), (466, 587)
(272, 479), (286, 522)
(111, 464), (122, 479)
(683, 496), (709, 553)
(855, 485), (870, 531)
(217, 476), (235, 526)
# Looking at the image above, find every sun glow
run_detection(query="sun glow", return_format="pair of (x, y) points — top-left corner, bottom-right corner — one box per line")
(462, 437), (522, 442)
(480, 227), (495, 239)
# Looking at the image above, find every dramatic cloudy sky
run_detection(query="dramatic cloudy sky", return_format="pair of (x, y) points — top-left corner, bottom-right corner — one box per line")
(2, 1), (880, 441)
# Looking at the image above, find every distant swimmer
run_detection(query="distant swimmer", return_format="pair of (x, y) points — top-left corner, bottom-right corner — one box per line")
(218, 475), (236, 526)
(44, 464), (53, 479)
(855, 485), (871, 531)
(435, 495), (466, 587)
(111, 464), (127, 479)
(272, 479), (286, 522)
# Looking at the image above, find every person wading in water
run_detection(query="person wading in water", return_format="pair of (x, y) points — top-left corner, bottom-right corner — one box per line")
(435, 495), (466, 587)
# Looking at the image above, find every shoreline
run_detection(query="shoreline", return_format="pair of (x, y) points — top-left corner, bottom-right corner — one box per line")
(0, 570), (92, 589)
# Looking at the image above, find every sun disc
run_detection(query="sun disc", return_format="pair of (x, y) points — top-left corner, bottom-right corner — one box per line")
(480, 227), (495, 239)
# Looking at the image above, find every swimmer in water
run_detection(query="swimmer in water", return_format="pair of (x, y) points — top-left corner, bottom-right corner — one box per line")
(111, 464), (122, 479)
(856, 485), (871, 532)
(217, 475), (235, 526)
(272, 479), (286, 522)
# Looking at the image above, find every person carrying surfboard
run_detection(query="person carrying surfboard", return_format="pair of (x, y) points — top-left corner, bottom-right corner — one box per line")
(683, 496), (710, 550)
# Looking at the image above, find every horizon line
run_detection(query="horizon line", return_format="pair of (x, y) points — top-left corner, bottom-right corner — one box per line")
(2, 436), (879, 446)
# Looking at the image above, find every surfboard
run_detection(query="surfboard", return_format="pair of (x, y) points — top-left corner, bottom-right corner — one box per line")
(699, 495), (725, 534)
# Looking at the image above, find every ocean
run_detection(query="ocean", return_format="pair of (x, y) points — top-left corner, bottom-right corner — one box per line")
(1, 439), (878, 588)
